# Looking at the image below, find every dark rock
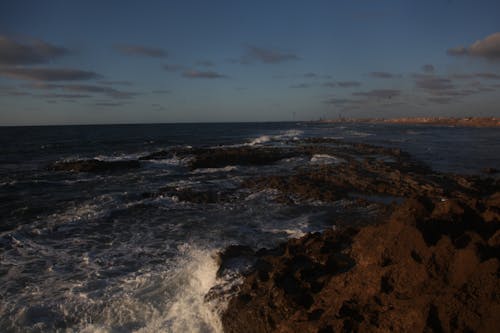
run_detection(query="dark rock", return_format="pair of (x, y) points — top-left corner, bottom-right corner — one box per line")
(216, 245), (256, 277)
(220, 195), (500, 333)
(482, 167), (499, 174)
(139, 150), (172, 160)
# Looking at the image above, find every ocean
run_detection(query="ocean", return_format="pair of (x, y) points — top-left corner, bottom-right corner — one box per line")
(1, 122), (499, 332)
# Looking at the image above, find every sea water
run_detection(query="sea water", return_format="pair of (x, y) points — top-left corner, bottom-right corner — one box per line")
(1, 122), (499, 332)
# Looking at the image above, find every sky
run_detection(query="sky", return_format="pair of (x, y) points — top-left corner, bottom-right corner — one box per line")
(1, 0), (500, 125)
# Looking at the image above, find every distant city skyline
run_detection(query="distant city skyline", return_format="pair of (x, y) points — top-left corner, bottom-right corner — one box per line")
(1, 0), (500, 125)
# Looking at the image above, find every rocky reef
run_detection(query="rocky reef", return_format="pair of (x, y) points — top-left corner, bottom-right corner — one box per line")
(46, 138), (500, 332)
(197, 141), (500, 333)
(220, 194), (500, 333)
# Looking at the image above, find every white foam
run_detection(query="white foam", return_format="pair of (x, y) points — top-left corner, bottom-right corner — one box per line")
(191, 165), (238, 174)
(346, 130), (373, 137)
(144, 156), (192, 169)
(76, 246), (224, 333)
(160, 247), (223, 333)
(94, 152), (144, 162)
(260, 214), (316, 239)
(263, 228), (307, 239)
(246, 129), (304, 146)
(244, 188), (280, 201)
(310, 154), (345, 165)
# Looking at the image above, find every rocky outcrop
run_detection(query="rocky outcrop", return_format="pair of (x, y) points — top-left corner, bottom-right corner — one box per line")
(220, 195), (500, 333)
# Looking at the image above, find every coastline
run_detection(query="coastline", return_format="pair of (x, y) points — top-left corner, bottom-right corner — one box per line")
(317, 117), (500, 128)
(3, 125), (499, 331)
(200, 139), (500, 333)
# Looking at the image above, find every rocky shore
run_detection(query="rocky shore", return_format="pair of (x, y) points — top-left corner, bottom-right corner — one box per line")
(46, 137), (500, 332)
(220, 194), (500, 332)
(193, 141), (497, 333)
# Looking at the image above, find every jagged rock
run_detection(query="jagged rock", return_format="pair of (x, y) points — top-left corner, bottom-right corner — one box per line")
(220, 196), (500, 333)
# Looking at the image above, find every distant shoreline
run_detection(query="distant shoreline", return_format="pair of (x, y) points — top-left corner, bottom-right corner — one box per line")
(318, 117), (500, 127)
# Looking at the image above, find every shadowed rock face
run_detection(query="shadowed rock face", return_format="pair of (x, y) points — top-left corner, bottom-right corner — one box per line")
(220, 195), (500, 333)
(49, 159), (140, 173)
(196, 140), (500, 333)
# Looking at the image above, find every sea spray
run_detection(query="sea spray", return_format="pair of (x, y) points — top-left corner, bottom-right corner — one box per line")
(160, 245), (224, 333)
(78, 245), (224, 333)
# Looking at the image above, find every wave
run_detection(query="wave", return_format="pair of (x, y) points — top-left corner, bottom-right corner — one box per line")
(246, 129), (304, 146)
(345, 130), (373, 137)
(310, 154), (345, 165)
(143, 156), (193, 168)
(76, 245), (224, 333)
(191, 165), (238, 174)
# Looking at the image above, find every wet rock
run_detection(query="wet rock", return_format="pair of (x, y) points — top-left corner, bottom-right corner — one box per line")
(482, 167), (499, 174)
(138, 150), (172, 160)
(217, 245), (256, 277)
(49, 159), (140, 173)
(220, 195), (500, 333)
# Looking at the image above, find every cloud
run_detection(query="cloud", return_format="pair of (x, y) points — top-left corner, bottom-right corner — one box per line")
(94, 102), (124, 107)
(422, 64), (435, 73)
(451, 74), (476, 80)
(63, 84), (137, 99)
(452, 72), (500, 80)
(414, 74), (482, 98)
(98, 80), (133, 86)
(337, 81), (361, 88)
(27, 82), (138, 99)
(369, 71), (401, 79)
(152, 89), (171, 94)
(240, 46), (299, 64)
(114, 44), (168, 58)
(447, 32), (500, 61)
(428, 97), (453, 104)
(63, 84), (115, 93)
(431, 89), (476, 97)
(195, 60), (214, 67)
(182, 70), (226, 79)
(475, 72), (500, 79)
(290, 83), (310, 88)
(414, 75), (454, 91)
(163, 64), (184, 72)
(323, 97), (361, 105)
(0, 35), (69, 65)
(324, 81), (361, 88)
(303, 72), (317, 78)
(478, 86), (496, 92)
(352, 89), (400, 98)
(0, 67), (101, 81)
(151, 103), (167, 111)
(41, 93), (91, 99)
(0, 85), (32, 96)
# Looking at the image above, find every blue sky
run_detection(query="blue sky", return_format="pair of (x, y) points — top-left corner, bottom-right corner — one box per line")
(1, 0), (500, 125)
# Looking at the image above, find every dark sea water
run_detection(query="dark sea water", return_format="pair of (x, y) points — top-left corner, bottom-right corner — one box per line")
(0, 122), (499, 332)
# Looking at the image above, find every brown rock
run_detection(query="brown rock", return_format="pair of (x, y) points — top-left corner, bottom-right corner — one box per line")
(220, 197), (500, 333)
